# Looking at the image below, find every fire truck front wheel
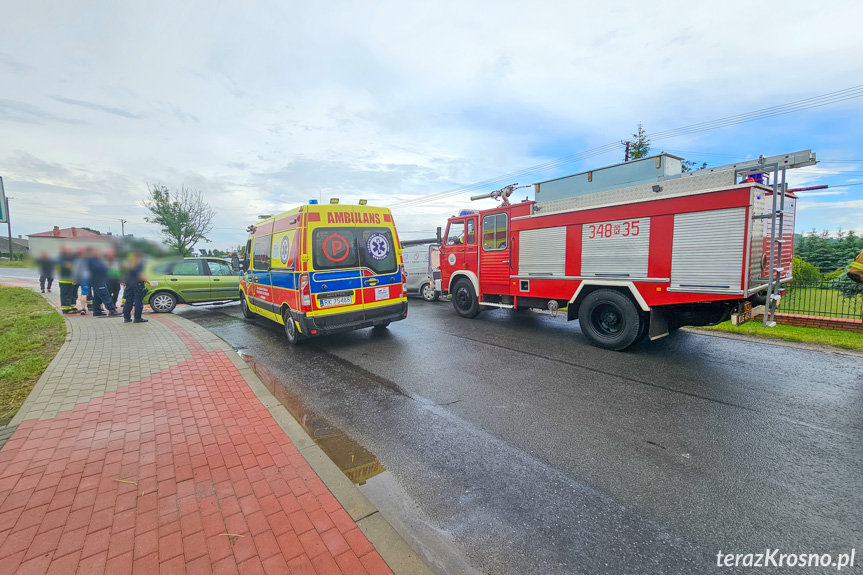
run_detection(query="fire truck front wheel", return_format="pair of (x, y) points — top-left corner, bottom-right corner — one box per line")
(452, 279), (481, 318)
(578, 289), (643, 351)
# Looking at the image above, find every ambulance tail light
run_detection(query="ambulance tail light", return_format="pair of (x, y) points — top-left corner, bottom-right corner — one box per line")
(401, 267), (407, 297)
(300, 274), (312, 312)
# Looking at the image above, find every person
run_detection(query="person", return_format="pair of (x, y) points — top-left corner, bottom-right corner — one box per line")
(37, 252), (54, 293)
(123, 250), (148, 323)
(106, 248), (122, 307)
(57, 245), (78, 314)
(73, 247), (92, 315)
(86, 247), (122, 317)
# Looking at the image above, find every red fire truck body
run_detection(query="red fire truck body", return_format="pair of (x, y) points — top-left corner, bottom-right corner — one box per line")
(439, 153), (808, 350)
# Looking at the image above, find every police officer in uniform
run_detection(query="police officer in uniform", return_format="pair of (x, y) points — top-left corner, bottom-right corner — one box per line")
(57, 245), (79, 314)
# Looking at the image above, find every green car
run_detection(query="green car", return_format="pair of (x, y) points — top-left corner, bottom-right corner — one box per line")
(143, 257), (241, 313)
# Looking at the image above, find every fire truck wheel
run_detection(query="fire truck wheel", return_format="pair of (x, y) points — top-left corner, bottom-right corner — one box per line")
(241, 294), (256, 319)
(578, 289), (642, 351)
(282, 309), (302, 346)
(421, 282), (439, 302)
(452, 279), (480, 318)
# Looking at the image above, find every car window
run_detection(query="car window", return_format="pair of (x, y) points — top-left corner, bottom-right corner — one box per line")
(207, 261), (233, 276)
(482, 213), (508, 251)
(171, 260), (204, 276)
(359, 228), (397, 275)
(446, 221), (465, 245)
(312, 228), (359, 271)
(466, 219), (476, 245)
(253, 235), (272, 270)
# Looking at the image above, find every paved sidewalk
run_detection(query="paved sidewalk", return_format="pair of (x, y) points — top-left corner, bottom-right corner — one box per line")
(0, 284), (398, 574)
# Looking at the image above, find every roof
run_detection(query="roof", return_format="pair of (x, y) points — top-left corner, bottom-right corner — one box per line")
(28, 227), (103, 239)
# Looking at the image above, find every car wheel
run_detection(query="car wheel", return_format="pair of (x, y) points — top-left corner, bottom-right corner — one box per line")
(452, 278), (480, 318)
(282, 309), (302, 346)
(150, 291), (177, 313)
(578, 289), (642, 351)
(241, 295), (255, 319)
(421, 282), (439, 302)
(373, 321), (390, 330)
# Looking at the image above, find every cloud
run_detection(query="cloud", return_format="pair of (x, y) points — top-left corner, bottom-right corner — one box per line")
(51, 96), (142, 119)
(0, 99), (85, 125)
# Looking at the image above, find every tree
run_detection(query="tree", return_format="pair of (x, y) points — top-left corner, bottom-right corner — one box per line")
(681, 160), (707, 172)
(143, 184), (215, 256)
(624, 123), (651, 161)
(81, 227), (102, 235)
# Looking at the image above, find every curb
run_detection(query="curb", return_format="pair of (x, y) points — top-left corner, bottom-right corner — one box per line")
(211, 323), (434, 575)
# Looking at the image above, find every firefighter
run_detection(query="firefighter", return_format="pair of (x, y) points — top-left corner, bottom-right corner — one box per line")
(57, 245), (79, 314)
(848, 249), (863, 284)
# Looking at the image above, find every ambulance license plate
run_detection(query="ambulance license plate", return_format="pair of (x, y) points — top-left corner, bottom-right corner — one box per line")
(374, 287), (389, 301)
(320, 296), (352, 307)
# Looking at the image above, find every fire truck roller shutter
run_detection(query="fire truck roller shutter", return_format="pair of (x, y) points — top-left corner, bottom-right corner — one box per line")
(518, 227), (566, 276)
(671, 207), (746, 291)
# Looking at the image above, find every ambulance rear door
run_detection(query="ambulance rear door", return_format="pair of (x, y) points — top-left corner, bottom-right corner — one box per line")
(355, 216), (402, 319)
(309, 216), (364, 319)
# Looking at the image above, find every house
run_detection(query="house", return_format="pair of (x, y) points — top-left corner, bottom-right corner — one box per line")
(0, 236), (29, 257)
(27, 226), (116, 259)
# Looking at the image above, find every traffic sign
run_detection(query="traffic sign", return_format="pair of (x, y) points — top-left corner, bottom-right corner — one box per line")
(0, 177), (6, 224)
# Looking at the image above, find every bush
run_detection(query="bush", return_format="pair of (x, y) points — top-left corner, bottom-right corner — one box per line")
(792, 255), (822, 283)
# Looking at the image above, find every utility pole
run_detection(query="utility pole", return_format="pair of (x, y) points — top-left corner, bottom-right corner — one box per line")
(621, 140), (631, 162)
(5, 197), (12, 260)
(120, 219), (127, 237)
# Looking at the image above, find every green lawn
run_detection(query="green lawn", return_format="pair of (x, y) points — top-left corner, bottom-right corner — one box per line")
(779, 286), (862, 317)
(0, 260), (27, 268)
(701, 321), (863, 352)
(0, 287), (66, 425)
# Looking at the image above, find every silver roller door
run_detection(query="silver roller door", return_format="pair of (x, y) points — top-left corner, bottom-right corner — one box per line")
(581, 218), (650, 277)
(518, 227), (566, 276)
(671, 207), (746, 290)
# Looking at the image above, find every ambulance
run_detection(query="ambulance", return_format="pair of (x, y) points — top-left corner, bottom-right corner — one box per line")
(240, 201), (408, 345)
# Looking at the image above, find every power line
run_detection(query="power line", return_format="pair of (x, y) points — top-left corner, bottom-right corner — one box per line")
(391, 84), (863, 210)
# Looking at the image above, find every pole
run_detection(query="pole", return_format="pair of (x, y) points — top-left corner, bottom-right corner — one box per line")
(6, 198), (11, 260)
(120, 219), (127, 237)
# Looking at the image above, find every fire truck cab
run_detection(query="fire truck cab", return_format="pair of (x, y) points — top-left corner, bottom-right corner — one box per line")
(440, 152), (814, 350)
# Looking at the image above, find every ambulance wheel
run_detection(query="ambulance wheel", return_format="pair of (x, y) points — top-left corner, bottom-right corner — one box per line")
(578, 289), (642, 351)
(241, 295), (255, 319)
(373, 322), (390, 330)
(421, 282), (439, 302)
(452, 279), (480, 318)
(150, 291), (177, 313)
(282, 309), (302, 346)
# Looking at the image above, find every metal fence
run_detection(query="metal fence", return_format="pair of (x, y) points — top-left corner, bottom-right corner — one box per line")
(778, 278), (863, 320)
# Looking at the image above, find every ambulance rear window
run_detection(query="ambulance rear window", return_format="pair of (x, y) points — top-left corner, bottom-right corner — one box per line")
(312, 227), (397, 274)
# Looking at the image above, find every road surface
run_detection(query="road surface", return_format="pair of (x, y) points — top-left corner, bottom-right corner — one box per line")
(155, 297), (859, 574)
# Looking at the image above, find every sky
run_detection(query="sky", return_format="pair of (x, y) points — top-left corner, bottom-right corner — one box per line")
(2, 0), (863, 251)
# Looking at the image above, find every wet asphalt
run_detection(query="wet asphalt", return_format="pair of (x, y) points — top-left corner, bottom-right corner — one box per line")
(168, 297), (861, 575)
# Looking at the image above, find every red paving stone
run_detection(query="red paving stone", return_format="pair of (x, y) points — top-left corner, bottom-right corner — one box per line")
(0, 317), (394, 575)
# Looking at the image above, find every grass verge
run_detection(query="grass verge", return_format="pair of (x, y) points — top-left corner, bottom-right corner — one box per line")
(0, 287), (66, 425)
(700, 321), (863, 352)
(0, 261), (27, 268)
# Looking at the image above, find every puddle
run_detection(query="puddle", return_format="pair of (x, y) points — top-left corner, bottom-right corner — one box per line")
(238, 351), (386, 485)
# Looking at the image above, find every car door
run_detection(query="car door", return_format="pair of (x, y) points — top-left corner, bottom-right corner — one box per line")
(166, 259), (209, 302)
(206, 260), (240, 300)
(249, 234), (276, 318)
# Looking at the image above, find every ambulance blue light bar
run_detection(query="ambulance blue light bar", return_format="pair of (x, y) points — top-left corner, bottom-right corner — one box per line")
(309, 199), (318, 204)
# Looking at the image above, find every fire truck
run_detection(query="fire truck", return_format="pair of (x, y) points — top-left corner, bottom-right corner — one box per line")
(439, 151), (814, 350)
